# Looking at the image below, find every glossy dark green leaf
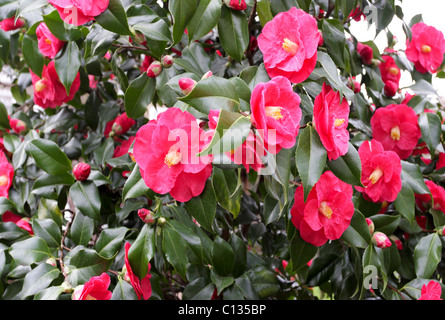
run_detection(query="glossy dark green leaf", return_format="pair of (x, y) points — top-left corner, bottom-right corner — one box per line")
(0, 102), (10, 129)
(212, 167), (242, 218)
(341, 210), (371, 248)
(401, 161), (430, 195)
(31, 219), (61, 249)
(55, 41), (81, 95)
(414, 233), (442, 279)
(20, 263), (60, 299)
(170, 0), (197, 45)
(128, 224), (155, 279)
(327, 142), (363, 187)
(289, 230), (318, 270)
(9, 237), (52, 265)
(95, 227), (128, 259)
(95, 0), (133, 36)
(26, 139), (72, 175)
(124, 73), (156, 119)
(21, 34), (44, 77)
(43, 10), (82, 41)
(162, 225), (189, 280)
(69, 181), (101, 221)
(217, 5), (249, 62)
(418, 112), (442, 153)
(211, 236), (235, 276)
(69, 211), (94, 247)
(393, 183), (415, 224)
(185, 180), (216, 232)
(187, 0), (221, 42)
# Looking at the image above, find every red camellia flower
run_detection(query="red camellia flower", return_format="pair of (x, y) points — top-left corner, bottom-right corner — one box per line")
(379, 55), (401, 87)
(418, 280), (443, 300)
(313, 83), (350, 161)
(357, 42), (373, 65)
(405, 22), (445, 73)
(250, 76), (302, 154)
(30, 61), (80, 109)
(415, 180), (445, 214)
(258, 7), (320, 84)
(223, 0), (247, 10)
(290, 171), (354, 247)
(124, 242), (152, 300)
(113, 136), (135, 159)
(355, 139), (402, 203)
(348, 7), (365, 21)
(47, 0), (110, 26)
(0, 151), (13, 199)
(208, 109), (266, 173)
(436, 152), (445, 170)
(0, 16), (24, 31)
(72, 273), (112, 300)
(370, 104), (421, 159)
(36, 22), (66, 59)
(2, 211), (33, 235)
(133, 108), (213, 202)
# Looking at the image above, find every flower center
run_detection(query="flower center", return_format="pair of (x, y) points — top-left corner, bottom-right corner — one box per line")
(164, 150), (181, 168)
(85, 294), (98, 300)
(391, 126), (400, 141)
(318, 201), (333, 219)
(45, 38), (52, 45)
(388, 67), (399, 76)
(35, 79), (46, 92)
(282, 38), (299, 56)
(369, 168), (383, 184)
(421, 44), (432, 53)
(334, 118), (345, 127)
(0, 175), (8, 186)
(265, 106), (283, 120)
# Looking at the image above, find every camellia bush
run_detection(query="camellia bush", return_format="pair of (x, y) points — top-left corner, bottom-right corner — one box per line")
(1, 0), (445, 301)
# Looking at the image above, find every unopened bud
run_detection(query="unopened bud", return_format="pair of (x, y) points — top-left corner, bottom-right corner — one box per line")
(201, 71), (213, 79)
(61, 281), (73, 293)
(318, 31), (324, 47)
(9, 118), (27, 134)
(73, 162), (91, 181)
(178, 78), (197, 95)
(371, 231), (392, 248)
(366, 218), (375, 235)
(370, 59), (381, 67)
(384, 80), (398, 97)
(146, 61), (162, 78)
(347, 79), (361, 93)
(157, 217), (167, 226)
(161, 55), (174, 68)
(138, 208), (155, 224)
(389, 235), (403, 250)
(438, 226), (445, 236)
(223, 0), (247, 10)
(46, 258), (57, 266)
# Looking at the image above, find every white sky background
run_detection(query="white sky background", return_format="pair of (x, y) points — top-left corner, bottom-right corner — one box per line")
(349, 0), (445, 97)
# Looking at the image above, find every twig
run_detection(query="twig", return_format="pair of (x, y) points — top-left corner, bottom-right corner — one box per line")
(59, 207), (75, 281)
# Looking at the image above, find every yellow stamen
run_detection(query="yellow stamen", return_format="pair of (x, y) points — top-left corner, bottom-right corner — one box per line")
(389, 67), (399, 76)
(319, 201), (333, 219)
(0, 175), (8, 186)
(265, 106), (283, 120)
(45, 38), (52, 45)
(421, 44), (432, 53)
(369, 168), (383, 184)
(282, 38), (299, 56)
(85, 294), (97, 300)
(35, 79), (46, 92)
(164, 150), (181, 168)
(391, 126), (400, 141)
(334, 118), (345, 127)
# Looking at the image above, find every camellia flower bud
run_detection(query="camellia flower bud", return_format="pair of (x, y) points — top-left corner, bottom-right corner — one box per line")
(371, 231), (392, 248)
(9, 118), (27, 134)
(73, 162), (91, 181)
(384, 80), (398, 97)
(146, 60), (162, 78)
(178, 77), (197, 95)
(161, 55), (174, 68)
(389, 235), (403, 250)
(223, 0), (247, 10)
(201, 70), (213, 79)
(46, 258), (57, 266)
(138, 208), (155, 224)
(366, 218), (375, 235)
(347, 78), (361, 93)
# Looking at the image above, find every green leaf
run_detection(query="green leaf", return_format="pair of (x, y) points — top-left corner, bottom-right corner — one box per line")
(184, 180), (216, 232)
(95, 227), (128, 259)
(369, 214), (400, 235)
(122, 164), (149, 201)
(257, 0), (274, 26)
(0, 102), (11, 129)
(210, 268), (234, 296)
(43, 10), (82, 41)
(55, 41), (81, 95)
(289, 230), (318, 271)
(212, 167), (242, 218)
(111, 278), (139, 300)
(95, 0), (133, 36)
(418, 112), (442, 153)
(327, 142), (363, 187)
(321, 19), (346, 69)
(179, 76), (240, 114)
(401, 160), (430, 195)
(162, 225), (189, 280)
(9, 237), (52, 265)
(20, 263), (60, 299)
(22, 34), (44, 77)
(414, 233), (442, 279)
(124, 73), (156, 119)
(199, 109), (251, 156)
(69, 181), (101, 221)
(187, 0), (221, 42)
(32, 173), (75, 193)
(69, 211), (94, 247)
(170, 0), (197, 45)
(295, 126), (327, 201)
(167, 219), (204, 262)
(31, 219), (61, 249)
(182, 277), (215, 300)
(393, 183), (416, 224)
(217, 5), (250, 62)
(211, 236), (235, 276)
(26, 139), (72, 175)
(128, 224), (155, 279)
(341, 210), (371, 248)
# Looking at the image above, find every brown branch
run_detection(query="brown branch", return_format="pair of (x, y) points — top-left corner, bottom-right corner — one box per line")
(59, 206), (75, 281)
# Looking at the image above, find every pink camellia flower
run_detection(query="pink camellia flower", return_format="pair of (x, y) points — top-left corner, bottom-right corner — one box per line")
(72, 273), (112, 300)
(36, 22), (66, 59)
(370, 104), (421, 160)
(0, 16), (25, 31)
(47, 0), (110, 26)
(290, 171), (355, 247)
(415, 180), (445, 214)
(223, 0), (247, 10)
(405, 22), (445, 73)
(313, 83), (350, 161)
(250, 76), (302, 154)
(2, 211), (33, 235)
(30, 61), (80, 109)
(258, 7), (320, 84)
(133, 107), (213, 202)
(208, 109), (266, 173)
(379, 55), (401, 87)
(355, 139), (402, 203)
(0, 151), (13, 199)
(124, 242), (152, 300)
(73, 162), (91, 181)
(113, 136), (135, 159)
(371, 231), (392, 248)
(418, 280), (443, 300)
(357, 42), (373, 65)
(138, 208), (154, 225)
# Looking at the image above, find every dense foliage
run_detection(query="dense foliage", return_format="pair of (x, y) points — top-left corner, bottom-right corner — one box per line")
(0, 0), (445, 301)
